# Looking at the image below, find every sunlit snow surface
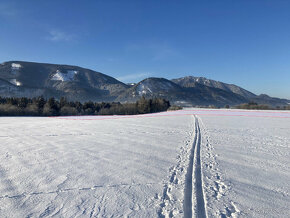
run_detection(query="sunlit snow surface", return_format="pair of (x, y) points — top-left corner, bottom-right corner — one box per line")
(11, 63), (21, 75)
(51, 70), (78, 81)
(0, 109), (289, 217)
(11, 63), (21, 69)
(136, 80), (174, 95)
(9, 79), (22, 86)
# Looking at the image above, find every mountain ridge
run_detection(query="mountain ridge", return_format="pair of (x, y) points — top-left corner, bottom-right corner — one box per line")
(0, 61), (289, 107)
(171, 76), (256, 99)
(0, 61), (128, 102)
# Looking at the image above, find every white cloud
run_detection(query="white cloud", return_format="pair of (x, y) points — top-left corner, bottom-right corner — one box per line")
(46, 30), (75, 42)
(117, 72), (152, 83)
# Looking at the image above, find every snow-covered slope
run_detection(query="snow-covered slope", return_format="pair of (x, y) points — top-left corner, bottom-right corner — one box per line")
(11, 63), (22, 75)
(117, 77), (247, 106)
(9, 79), (22, 86)
(0, 109), (289, 217)
(172, 76), (256, 99)
(51, 70), (78, 82)
(0, 61), (129, 102)
(116, 77), (184, 102)
(0, 78), (44, 98)
(135, 78), (177, 95)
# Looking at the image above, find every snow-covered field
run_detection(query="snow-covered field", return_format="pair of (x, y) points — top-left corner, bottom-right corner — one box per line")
(0, 109), (289, 217)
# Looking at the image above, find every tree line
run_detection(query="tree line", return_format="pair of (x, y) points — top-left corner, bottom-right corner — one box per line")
(234, 102), (290, 110)
(0, 96), (170, 116)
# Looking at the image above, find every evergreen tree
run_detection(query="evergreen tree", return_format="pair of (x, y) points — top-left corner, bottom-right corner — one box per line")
(137, 96), (151, 114)
(60, 97), (68, 108)
(18, 97), (28, 109)
(43, 97), (59, 116)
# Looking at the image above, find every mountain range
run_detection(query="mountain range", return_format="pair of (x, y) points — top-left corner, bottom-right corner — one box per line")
(0, 61), (289, 107)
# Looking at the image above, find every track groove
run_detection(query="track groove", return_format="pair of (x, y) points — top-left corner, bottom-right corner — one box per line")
(184, 116), (207, 218)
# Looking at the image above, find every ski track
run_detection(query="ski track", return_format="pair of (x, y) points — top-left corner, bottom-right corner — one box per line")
(193, 117), (207, 218)
(158, 115), (208, 218)
(158, 115), (239, 218)
(184, 116), (207, 218)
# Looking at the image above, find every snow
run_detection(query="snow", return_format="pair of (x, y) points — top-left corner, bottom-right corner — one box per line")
(9, 79), (22, 86)
(11, 63), (21, 69)
(0, 114), (192, 217)
(11, 63), (21, 75)
(136, 80), (173, 95)
(136, 84), (153, 95)
(0, 109), (289, 217)
(51, 70), (78, 82)
(198, 112), (290, 217)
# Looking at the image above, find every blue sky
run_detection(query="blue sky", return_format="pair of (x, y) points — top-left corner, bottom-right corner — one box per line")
(0, 0), (289, 98)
